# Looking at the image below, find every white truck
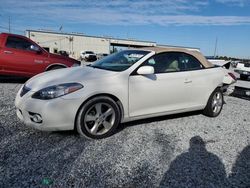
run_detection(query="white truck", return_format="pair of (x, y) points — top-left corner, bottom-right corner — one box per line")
(80, 51), (97, 62)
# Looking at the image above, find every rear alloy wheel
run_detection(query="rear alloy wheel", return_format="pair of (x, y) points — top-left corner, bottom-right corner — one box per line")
(203, 88), (224, 117)
(76, 97), (121, 139)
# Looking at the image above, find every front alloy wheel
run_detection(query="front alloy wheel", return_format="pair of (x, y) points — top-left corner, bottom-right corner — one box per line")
(76, 96), (121, 139)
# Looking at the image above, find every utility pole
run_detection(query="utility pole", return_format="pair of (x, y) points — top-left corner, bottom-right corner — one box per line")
(214, 37), (218, 58)
(8, 16), (11, 33)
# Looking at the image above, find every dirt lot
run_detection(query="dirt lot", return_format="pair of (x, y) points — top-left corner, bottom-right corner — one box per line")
(0, 82), (249, 187)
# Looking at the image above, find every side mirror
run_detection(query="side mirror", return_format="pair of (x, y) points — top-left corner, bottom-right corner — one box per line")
(137, 66), (155, 75)
(30, 45), (41, 53)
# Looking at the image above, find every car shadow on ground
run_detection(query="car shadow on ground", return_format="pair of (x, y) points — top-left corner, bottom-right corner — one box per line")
(51, 130), (79, 136)
(52, 110), (202, 136)
(118, 110), (202, 132)
(0, 76), (29, 83)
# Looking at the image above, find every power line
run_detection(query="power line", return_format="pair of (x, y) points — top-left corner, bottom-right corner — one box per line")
(0, 25), (9, 30)
(0, 25), (25, 34)
(0, 16), (11, 32)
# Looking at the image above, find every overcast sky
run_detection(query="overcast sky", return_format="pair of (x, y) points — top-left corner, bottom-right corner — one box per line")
(1, 0), (250, 58)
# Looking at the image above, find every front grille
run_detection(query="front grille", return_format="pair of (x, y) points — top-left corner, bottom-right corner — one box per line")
(20, 85), (31, 97)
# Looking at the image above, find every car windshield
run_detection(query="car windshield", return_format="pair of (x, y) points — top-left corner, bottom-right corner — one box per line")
(86, 51), (94, 54)
(89, 50), (149, 72)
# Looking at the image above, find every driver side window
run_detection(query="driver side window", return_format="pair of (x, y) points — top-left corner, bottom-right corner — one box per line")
(180, 53), (204, 70)
(6, 36), (33, 51)
(143, 52), (185, 74)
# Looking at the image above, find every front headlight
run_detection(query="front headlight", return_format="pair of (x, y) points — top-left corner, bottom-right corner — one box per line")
(32, 83), (83, 100)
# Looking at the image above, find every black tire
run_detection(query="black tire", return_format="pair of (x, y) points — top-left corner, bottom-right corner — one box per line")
(203, 88), (224, 117)
(76, 96), (121, 139)
(48, 65), (65, 71)
(240, 74), (248, 80)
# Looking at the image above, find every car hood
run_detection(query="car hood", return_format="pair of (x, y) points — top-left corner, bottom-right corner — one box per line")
(49, 53), (76, 62)
(26, 66), (118, 91)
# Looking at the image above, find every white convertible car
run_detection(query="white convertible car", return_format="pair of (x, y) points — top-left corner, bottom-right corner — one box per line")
(15, 47), (234, 139)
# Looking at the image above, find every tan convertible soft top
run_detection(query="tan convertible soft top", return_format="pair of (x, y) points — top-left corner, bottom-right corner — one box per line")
(138, 46), (213, 68)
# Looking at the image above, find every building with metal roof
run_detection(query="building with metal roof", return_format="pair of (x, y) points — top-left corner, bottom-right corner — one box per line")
(26, 30), (199, 60)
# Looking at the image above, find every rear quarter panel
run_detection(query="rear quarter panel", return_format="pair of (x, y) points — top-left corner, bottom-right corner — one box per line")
(48, 54), (75, 69)
(201, 67), (224, 103)
(0, 34), (4, 70)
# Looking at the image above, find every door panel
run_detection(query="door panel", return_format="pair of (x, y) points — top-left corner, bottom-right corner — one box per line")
(2, 48), (47, 76)
(129, 71), (191, 117)
(1, 35), (48, 77)
(128, 51), (215, 117)
(180, 53), (215, 107)
(188, 69), (222, 107)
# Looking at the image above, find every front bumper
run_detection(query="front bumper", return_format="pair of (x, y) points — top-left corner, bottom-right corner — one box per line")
(15, 87), (81, 131)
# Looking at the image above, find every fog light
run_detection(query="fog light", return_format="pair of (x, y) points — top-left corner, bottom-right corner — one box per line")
(29, 112), (43, 123)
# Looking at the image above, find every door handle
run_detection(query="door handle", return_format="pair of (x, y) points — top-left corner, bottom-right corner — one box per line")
(184, 79), (192, 84)
(4, 50), (13, 54)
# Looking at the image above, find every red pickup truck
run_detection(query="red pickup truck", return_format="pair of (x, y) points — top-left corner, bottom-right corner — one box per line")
(0, 33), (80, 77)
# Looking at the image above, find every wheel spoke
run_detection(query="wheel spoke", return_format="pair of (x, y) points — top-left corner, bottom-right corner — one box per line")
(212, 100), (217, 108)
(85, 114), (96, 122)
(103, 121), (112, 130)
(213, 105), (218, 113)
(90, 123), (100, 134)
(95, 103), (102, 116)
(103, 108), (114, 118)
(216, 93), (220, 100)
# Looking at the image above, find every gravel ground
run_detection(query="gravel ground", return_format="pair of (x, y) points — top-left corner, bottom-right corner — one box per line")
(0, 82), (249, 188)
